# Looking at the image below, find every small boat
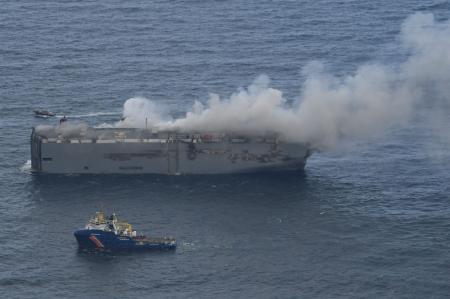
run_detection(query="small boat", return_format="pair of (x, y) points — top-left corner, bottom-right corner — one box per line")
(34, 110), (56, 118)
(74, 211), (176, 252)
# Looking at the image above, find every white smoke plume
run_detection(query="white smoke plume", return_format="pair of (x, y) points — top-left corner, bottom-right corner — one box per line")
(117, 96), (169, 128)
(36, 122), (89, 138)
(115, 13), (450, 150)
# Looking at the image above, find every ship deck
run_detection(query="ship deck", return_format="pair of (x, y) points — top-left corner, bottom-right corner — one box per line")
(33, 126), (280, 144)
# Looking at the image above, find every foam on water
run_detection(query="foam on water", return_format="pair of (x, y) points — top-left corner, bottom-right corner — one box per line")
(20, 160), (32, 173)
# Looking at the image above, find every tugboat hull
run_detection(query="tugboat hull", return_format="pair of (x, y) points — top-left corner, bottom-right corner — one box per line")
(74, 229), (176, 252)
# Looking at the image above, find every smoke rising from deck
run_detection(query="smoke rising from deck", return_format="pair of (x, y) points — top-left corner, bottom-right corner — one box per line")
(115, 13), (450, 150)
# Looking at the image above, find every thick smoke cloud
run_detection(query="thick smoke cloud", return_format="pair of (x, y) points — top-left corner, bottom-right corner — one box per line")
(118, 96), (169, 128)
(115, 13), (450, 150)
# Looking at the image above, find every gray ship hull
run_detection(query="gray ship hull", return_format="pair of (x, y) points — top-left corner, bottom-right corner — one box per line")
(31, 127), (311, 174)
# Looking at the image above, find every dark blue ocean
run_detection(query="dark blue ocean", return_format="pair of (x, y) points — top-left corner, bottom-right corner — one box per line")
(1, 1), (450, 298)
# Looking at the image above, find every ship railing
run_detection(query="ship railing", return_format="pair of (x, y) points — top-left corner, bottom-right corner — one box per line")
(38, 132), (279, 144)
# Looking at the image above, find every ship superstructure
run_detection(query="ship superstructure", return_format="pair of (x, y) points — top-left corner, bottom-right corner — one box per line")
(31, 125), (311, 174)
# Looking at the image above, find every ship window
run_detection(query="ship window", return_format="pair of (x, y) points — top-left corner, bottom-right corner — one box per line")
(42, 157), (53, 161)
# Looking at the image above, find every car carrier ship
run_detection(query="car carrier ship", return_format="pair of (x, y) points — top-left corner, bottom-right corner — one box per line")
(30, 124), (311, 174)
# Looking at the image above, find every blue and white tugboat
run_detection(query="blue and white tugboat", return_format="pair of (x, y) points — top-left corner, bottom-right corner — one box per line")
(74, 211), (176, 252)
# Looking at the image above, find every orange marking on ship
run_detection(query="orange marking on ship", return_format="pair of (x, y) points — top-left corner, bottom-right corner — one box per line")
(89, 235), (104, 248)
